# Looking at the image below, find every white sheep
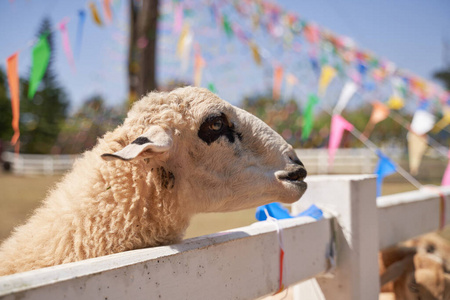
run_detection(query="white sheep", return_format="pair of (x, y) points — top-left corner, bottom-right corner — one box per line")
(0, 87), (307, 275)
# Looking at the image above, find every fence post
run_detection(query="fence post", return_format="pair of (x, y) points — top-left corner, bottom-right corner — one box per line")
(291, 175), (379, 300)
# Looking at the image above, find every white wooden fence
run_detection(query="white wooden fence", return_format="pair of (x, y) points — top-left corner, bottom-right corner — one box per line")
(2, 152), (79, 175)
(0, 175), (449, 300)
(2, 149), (376, 175)
(294, 148), (378, 174)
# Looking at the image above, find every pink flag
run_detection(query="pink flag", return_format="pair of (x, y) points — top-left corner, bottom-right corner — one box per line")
(58, 19), (76, 72)
(329, 115), (354, 167)
(173, 2), (183, 33)
(442, 151), (450, 186)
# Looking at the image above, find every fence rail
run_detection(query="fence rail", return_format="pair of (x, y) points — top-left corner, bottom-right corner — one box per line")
(2, 149), (377, 176)
(2, 152), (79, 175)
(1, 175), (449, 299)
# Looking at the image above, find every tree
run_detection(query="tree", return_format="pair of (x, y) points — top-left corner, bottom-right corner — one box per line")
(241, 92), (304, 148)
(0, 68), (14, 143)
(54, 95), (125, 154)
(20, 18), (69, 154)
(128, 0), (159, 104)
(433, 67), (450, 90)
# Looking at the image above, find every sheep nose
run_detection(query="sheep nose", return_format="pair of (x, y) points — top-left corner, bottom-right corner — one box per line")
(286, 166), (307, 181)
(276, 165), (307, 182)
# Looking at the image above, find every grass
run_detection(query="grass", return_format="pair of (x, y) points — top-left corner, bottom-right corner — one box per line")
(0, 172), (442, 243)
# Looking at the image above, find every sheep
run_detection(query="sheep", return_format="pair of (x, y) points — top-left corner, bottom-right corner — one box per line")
(379, 233), (450, 300)
(0, 86), (307, 276)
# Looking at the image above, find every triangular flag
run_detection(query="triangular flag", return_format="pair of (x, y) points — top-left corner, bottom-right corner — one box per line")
(222, 14), (233, 38)
(194, 47), (205, 87)
(410, 109), (435, 136)
(375, 151), (397, 196)
(173, 2), (183, 33)
(301, 94), (319, 140)
(89, 2), (103, 26)
(58, 19), (75, 72)
(103, 0), (113, 23)
(6, 53), (20, 147)
(328, 114), (354, 166)
(273, 65), (283, 100)
(432, 106), (450, 133)
(76, 9), (86, 59)
(407, 132), (428, 176)
(208, 83), (217, 93)
(362, 101), (390, 138)
(333, 81), (358, 115)
(318, 65), (336, 97)
(442, 151), (450, 186)
(285, 73), (298, 98)
(177, 24), (193, 73)
(249, 42), (261, 66)
(387, 93), (404, 110)
(28, 35), (51, 99)
(303, 24), (320, 44)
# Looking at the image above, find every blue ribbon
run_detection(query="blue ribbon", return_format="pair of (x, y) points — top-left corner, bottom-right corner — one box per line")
(255, 202), (323, 221)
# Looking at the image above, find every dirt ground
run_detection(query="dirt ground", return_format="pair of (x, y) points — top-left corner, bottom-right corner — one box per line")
(0, 172), (443, 243)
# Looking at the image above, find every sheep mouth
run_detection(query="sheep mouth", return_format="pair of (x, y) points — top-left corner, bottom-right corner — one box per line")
(280, 177), (307, 190)
(275, 167), (308, 193)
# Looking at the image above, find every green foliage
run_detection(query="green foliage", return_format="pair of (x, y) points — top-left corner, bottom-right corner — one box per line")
(241, 91), (412, 149)
(241, 93), (304, 148)
(433, 67), (450, 90)
(54, 95), (125, 154)
(0, 68), (14, 143)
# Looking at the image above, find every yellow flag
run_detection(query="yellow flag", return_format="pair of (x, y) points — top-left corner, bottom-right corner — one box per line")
(177, 24), (190, 58)
(407, 132), (428, 175)
(318, 65), (336, 97)
(432, 106), (450, 133)
(387, 94), (404, 110)
(249, 42), (261, 66)
(89, 2), (103, 26)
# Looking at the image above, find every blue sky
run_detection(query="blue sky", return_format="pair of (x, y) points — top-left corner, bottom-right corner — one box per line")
(0, 0), (449, 112)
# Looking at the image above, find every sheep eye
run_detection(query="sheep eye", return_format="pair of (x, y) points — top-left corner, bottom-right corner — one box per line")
(210, 119), (223, 131)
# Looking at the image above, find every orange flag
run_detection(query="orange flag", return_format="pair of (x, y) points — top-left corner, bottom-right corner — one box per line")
(362, 101), (390, 138)
(89, 2), (103, 26)
(273, 65), (283, 100)
(103, 0), (113, 23)
(194, 49), (205, 87)
(6, 53), (20, 147)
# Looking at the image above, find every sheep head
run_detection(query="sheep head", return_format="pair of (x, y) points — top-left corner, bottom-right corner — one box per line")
(102, 87), (307, 213)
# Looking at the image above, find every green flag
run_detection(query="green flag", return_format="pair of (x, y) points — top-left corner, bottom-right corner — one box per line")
(301, 94), (319, 140)
(223, 15), (233, 38)
(208, 83), (217, 93)
(28, 35), (51, 99)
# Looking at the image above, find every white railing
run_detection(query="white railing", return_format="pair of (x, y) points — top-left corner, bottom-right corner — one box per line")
(0, 175), (449, 300)
(2, 152), (79, 175)
(2, 149), (376, 176)
(295, 149), (378, 174)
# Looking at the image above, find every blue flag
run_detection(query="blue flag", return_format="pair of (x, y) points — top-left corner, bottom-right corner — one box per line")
(375, 151), (397, 197)
(76, 9), (86, 59)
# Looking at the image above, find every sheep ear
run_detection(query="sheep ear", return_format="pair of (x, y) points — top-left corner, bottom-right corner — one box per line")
(101, 125), (172, 161)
